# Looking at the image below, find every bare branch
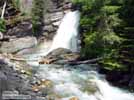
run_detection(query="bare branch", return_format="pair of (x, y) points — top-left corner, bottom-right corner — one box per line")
(1, 1), (7, 19)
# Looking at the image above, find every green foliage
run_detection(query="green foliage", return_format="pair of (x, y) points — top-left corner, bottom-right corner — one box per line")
(12, 0), (20, 10)
(81, 30), (122, 58)
(74, 0), (121, 55)
(0, 19), (6, 32)
(73, 0), (123, 71)
(100, 58), (125, 71)
(101, 6), (121, 14)
(31, 0), (44, 36)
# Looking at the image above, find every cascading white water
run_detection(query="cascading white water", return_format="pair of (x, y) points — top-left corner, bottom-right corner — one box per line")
(36, 64), (134, 100)
(49, 11), (80, 52)
(25, 11), (134, 100)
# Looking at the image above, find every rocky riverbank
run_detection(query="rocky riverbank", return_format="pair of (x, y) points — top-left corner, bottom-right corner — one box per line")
(0, 54), (59, 100)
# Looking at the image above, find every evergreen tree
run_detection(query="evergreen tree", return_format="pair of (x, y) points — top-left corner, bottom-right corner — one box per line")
(31, 0), (44, 36)
(72, 0), (122, 70)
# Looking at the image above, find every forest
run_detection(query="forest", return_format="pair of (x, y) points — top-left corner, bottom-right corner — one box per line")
(72, 0), (134, 90)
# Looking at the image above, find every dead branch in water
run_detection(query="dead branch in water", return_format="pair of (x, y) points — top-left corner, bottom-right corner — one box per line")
(65, 57), (103, 65)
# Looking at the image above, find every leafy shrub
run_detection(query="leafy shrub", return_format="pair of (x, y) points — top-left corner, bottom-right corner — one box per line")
(0, 19), (6, 32)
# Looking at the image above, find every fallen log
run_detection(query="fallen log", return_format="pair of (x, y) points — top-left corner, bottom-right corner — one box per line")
(51, 57), (103, 65)
(64, 57), (103, 65)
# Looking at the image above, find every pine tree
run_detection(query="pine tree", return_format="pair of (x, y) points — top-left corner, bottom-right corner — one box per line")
(31, 0), (44, 36)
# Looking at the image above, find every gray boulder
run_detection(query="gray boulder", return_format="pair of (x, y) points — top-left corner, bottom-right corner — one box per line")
(6, 21), (33, 37)
(39, 48), (80, 64)
(0, 37), (37, 53)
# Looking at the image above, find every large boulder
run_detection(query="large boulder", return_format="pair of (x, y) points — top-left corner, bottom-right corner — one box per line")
(0, 37), (37, 53)
(6, 21), (33, 37)
(39, 48), (80, 64)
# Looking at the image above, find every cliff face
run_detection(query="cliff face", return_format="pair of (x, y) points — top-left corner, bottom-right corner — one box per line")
(19, 0), (33, 15)
(42, 0), (72, 39)
(19, 0), (72, 39)
(0, 0), (73, 54)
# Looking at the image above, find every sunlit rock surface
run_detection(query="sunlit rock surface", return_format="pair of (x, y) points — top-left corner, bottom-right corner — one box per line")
(0, 37), (37, 53)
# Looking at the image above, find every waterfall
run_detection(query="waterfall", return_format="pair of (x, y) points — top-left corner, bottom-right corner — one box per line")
(23, 11), (80, 61)
(49, 11), (80, 52)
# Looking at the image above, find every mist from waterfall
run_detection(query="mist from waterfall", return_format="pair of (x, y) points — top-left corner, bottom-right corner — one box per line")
(49, 11), (80, 52)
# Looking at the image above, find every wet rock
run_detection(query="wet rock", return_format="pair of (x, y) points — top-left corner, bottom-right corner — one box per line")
(6, 21), (33, 37)
(64, 9), (71, 14)
(52, 20), (61, 27)
(47, 8), (63, 13)
(63, 2), (72, 10)
(69, 97), (79, 100)
(44, 18), (51, 26)
(32, 79), (54, 96)
(47, 48), (72, 57)
(50, 12), (64, 22)
(80, 80), (98, 94)
(0, 37), (37, 53)
(42, 32), (49, 37)
(43, 25), (55, 32)
(39, 48), (80, 64)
